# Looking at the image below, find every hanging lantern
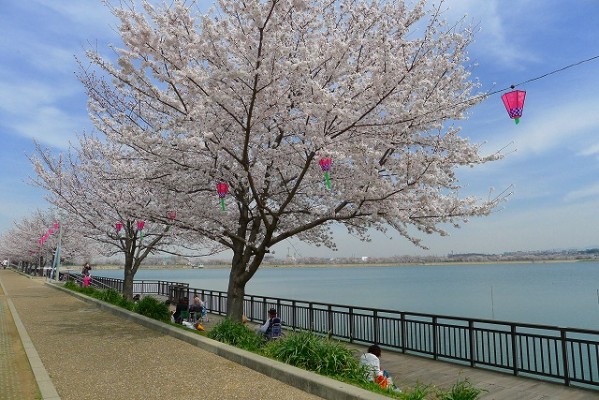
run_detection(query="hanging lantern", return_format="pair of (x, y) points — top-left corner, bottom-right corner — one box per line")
(48, 228), (54, 235)
(167, 210), (177, 221)
(137, 220), (145, 242)
(115, 221), (123, 234)
(216, 182), (229, 211)
(319, 157), (332, 190)
(501, 87), (526, 124)
(53, 222), (60, 230)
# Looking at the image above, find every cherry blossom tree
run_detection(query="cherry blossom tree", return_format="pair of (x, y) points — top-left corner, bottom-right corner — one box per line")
(79, 0), (506, 320)
(0, 209), (90, 274)
(30, 139), (206, 299)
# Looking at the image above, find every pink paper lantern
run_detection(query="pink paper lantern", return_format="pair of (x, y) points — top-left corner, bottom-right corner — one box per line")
(319, 158), (332, 189)
(216, 182), (229, 211)
(167, 210), (177, 221)
(136, 220), (145, 231)
(115, 221), (123, 233)
(501, 89), (526, 124)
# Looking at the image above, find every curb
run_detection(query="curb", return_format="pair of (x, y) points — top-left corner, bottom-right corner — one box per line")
(48, 282), (388, 400)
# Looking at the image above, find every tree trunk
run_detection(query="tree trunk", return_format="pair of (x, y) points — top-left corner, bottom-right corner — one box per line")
(122, 256), (135, 300)
(226, 260), (247, 322)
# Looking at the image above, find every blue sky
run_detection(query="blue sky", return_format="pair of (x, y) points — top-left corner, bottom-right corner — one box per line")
(1, 1), (599, 259)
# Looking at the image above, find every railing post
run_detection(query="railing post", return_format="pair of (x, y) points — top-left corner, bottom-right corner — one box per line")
(291, 300), (296, 330)
(400, 312), (406, 353)
(349, 307), (354, 343)
(218, 291), (223, 315)
(511, 324), (518, 376)
(433, 316), (438, 360)
(373, 310), (379, 344)
(328, 304), (333, 336)
(469, 320), (475, 367)
(560, 328), (571, 386)
(309, 302), (314, 331)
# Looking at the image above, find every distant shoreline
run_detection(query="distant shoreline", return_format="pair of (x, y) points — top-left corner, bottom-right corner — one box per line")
(89, 258), (590, 270)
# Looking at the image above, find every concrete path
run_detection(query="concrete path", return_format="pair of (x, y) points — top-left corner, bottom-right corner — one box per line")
(0, 270), (331, 400)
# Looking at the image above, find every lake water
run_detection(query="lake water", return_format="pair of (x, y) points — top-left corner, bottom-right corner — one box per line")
(92, 261), (599, 331)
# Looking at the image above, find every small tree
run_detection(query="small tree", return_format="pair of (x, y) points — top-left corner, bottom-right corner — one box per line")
(0, 209), (89, 273)
(79, 0), (505, 319)
(29, 139), (205, 299)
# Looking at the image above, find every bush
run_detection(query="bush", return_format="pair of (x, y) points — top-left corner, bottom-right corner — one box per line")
(97, 288), (123, 303)
(64, 281), (79, 290)
(436, 379), (484, 400)
(134, 296), (171, 323)
(263, 331), (367, 381)
(208, 319), (264, 352)
(398, 383), (430, 400)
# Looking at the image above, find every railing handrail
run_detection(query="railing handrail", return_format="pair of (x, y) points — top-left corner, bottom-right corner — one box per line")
(64, 272), (599, 389)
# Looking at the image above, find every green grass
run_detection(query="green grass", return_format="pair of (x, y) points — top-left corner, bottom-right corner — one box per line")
(207, 318), (264, 351)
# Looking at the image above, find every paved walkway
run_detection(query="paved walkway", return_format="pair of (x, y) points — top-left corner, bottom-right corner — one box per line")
(2, 269), (599, 400)
(0, 270), (326, 400)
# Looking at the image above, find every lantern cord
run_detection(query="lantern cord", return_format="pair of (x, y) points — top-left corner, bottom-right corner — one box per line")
(412, 53), (599, 126)
(484, 53), (599, 97)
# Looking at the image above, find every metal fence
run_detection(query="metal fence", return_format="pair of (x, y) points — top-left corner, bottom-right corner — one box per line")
(71, 273), (599, 390)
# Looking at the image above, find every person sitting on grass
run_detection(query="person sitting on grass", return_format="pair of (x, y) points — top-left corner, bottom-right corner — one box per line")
(360, 344), (401, 392)
(173, 297), (189, 324)
(257, 308), (282, 340)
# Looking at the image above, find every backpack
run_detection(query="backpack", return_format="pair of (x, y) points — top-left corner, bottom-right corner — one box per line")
(266, 318), (282, 340)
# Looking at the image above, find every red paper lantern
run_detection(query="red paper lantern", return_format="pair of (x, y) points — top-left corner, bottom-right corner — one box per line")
(216, 182), (229, 211)
(136, 220), (145, 231)
(501, 89), (526, 124)
(115, 221), (123, 233)
(53, 222), (60, 230)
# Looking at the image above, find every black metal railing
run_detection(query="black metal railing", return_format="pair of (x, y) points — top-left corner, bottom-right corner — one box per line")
(65, 273), (599, 389)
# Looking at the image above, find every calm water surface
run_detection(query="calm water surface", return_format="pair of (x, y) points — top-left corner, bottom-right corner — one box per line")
(92, 261), (599, 330)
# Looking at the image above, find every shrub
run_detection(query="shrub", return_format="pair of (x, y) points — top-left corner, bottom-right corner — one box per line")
(208, 319), (264, 352)
(436, 379), (484, 400)
(263, 331), (367, 381)
(64, 281), (78, 291)
(135, 296), (171, 323)
(80, 286), (98, 297)
(97, 288), (123, 303)
(398, 383), (430, 400)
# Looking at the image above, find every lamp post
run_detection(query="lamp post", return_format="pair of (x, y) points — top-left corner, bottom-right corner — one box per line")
(52, 221), (62, 282)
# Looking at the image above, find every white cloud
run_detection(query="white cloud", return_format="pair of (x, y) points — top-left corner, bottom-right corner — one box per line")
(12, 106), (84, 149)
(563, 183), (599, 203)
(442, 0), (539, 67)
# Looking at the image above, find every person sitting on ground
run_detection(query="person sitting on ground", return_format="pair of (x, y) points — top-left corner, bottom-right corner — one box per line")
(173, 297), (189, 324)
(360, 344), (400, 392)
(189, 294), (204, 312)
(257, 308), (282, 339)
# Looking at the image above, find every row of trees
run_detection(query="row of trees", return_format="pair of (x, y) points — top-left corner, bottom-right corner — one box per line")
(3, 0), (506, 320)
